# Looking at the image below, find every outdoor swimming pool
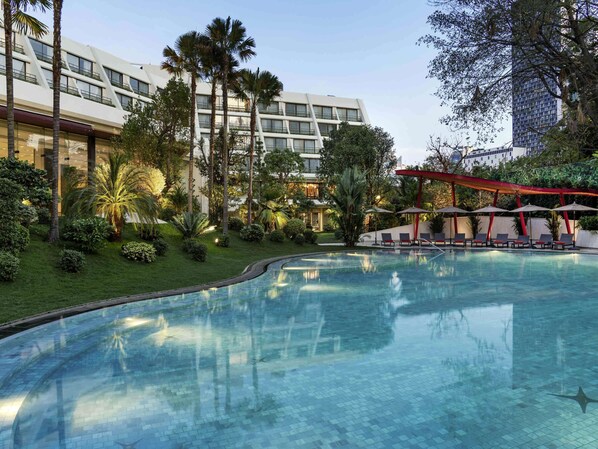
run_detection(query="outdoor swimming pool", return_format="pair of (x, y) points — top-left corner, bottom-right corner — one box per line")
(1, 250), (597, 448)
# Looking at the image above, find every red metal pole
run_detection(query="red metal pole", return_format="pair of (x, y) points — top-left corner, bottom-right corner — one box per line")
(451, 182), (458, 234)
(414, 177), (423, 239)
(487, 190), (499, 242)
(559, 193), (571, 234)
(516, 194), (528, 236)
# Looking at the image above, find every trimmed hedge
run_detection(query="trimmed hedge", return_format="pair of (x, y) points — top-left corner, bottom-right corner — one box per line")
(229, 217), (245, 231)
(121, 242), (157, 263)
(580, 215), (598, 232)
(152, 238), (169, 256)
(283, 219), (306, 240)
(240, 224), (265, 242)
(0, 251), (20, 281)
(303, 229), (318, 244)
(215, 234), (230, 247)
(58, 249), (86, 273)
(294, 233), (305, 245)
(63, 217), (111, 253)
(182, 239), (208, 262)
(269, 229), (285, 243)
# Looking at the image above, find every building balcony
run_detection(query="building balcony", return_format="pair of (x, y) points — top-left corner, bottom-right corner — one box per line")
(110, 79), (132, 91)
(266, 146), (293, 152)
(49, 82), (80, 96)
(229, 123), (251, 131)
(132, 88), (151, 98)
(294, 147), (320, 154)
(0, 39), (25, 54)
(314, 112), (335, 120)
(0, 65), (37, 84)
(81, 91), (114, 107)
(197, 101), (211, 110)
(286, 110), (310, 118)
(289, 128), (315, 136)
(258, 107), (283, 115)
(33, 50), (53, 64)
(262, 126), (288, 134)
(339, 115), (362, 122)
(68, 63), (102, 81)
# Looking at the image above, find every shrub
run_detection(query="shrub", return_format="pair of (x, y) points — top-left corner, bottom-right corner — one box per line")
(580, 215), (598, 232)
(139, 226), (162, 241)
(18, 204), (38, 227)
(63, 217), (111, 253)
(240, 224), (265, 242)
(215, 234), (230, 247)
(171, 212), (210, 239)
(36, 207), (51, 225)
(334, 229), (344, 240)
(14, 225), (30, 252)
(152, 238), (168, 256)
(58, 249), (86, 273)
(283, 218), (306, 239)
(121, 242), (157, 263)
(323, 223), (335, 232)
(294, 233), (305, 245)
(269, 229), (285, 243)
(182, 239), (207, 262)
(159, 207), (177, 222)
(429, 213), (445, 234)
(0, 251), (19, 281)
(0, 158), (51, 208)
(304, 229), (318, 244)
(229, 217), (244, 231)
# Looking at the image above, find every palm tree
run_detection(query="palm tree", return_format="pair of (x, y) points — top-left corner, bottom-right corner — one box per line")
(2, 0), (50, 159)
(204, 17), (255, 234)
(233, 68), (283, 224)
(48, 0), (62, 243)
(70, 153), (158, 240)
(257, 199), (288, 232)
(329, 167), (367, 247)
(162, 31), (204, 213)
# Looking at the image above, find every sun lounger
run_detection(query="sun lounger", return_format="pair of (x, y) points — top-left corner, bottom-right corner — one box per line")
(433, 233), (447, 246)
(381, 233), (395, 247)
(418, 233), (431, 246)
(533, 234), (553, 249)
(492, 233), (509, 248)
(399, 233), (412, 246)
(472, 233), (488, 247)
(552, 233), (574, 250)
(511, 235), (530, 248)
(452, 233), (466, 247)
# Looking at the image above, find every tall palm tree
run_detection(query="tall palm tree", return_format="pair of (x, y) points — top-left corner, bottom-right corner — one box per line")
(204, 17), (255, 234)
(233, 68), (283, 224)
(162, 31), (204, 213)
(48, 0), (62, 243)
(2, 0), (49, 159)
(329, 167), (367, 248)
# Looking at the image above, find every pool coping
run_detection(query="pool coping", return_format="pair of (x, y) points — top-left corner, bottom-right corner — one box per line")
(1, 246), (594, 340)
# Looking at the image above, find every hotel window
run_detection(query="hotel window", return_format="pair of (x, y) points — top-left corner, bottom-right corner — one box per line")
(285, 103), (309, 117)
(337, 108), (360, 122)
(67, 53), (98, 79)
(116, 93), (133, 110)
(304, 183), (320, 199)
(197, 95), (211, 109)
(261, 119), (285, 133)
(130, 77), (150, 96)
(105, 67), (127, 89)
(258, 102), (280, 114)
(313, 105), (333, 120)
(76, 79), (104, 101)
(293, 139), (316, 153)
(303, 158), (320, 173)
(0, 55), (25, 74)
(198, 113), (211, 128)
(289, 121), (312, 135)
(265, 137), (287, 150)
(318, 123), (337, 136)
(29, 39), (53, 63)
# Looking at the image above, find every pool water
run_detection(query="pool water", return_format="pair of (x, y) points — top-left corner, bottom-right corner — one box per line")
(1, 250), (597, 448)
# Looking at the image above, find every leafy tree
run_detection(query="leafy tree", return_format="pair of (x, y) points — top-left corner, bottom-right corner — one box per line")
(162, 31), (205, 212)
(262, 148), (303, 184)
(204, 16), (256, 234)
(422, 135), (467, 173)
(0, 157), (50, 207)
(233, 68), (283, 224)
(419, 0), (598, 143)
(329, 167), (367, 247)
(118, 78), (190, 191)
(1, 0), (50, 159)
(319, 123), (397, 205)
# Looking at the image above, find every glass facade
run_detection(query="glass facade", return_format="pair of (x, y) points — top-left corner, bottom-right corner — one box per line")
(265, 137), (287, 150)
(289, 121), (313, 135)
(318, 123), (336, 136)
(285, 103), (309, 117)
(261, 119), (285, 133)
(116, 93), (133, 110)
(303, 158), (320, 173)
(29, 38), (53, 63)
(313, 105), (334, 120)
(293, 139), (317, 153)
(130, 78), (150, 96)
(337, 108), (360, 122)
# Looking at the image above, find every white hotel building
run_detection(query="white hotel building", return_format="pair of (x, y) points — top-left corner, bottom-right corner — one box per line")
(0, 27), (369, 229)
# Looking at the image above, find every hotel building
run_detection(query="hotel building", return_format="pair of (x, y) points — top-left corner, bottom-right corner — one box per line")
(0, 27), (370, 229)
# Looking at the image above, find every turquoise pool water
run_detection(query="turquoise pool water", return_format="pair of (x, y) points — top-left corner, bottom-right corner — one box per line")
(1, 250), (597, 448)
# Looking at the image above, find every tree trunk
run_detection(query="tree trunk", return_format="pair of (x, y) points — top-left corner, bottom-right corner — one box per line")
(188, 76), (196, 213)
(222, 59), (229, 234)
(49, 0), (62, 243)
(4, 5), (15, 160)
(208, 77), (217, 222)
(247, 101), (256, 224)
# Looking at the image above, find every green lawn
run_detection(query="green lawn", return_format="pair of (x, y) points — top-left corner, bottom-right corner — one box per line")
(0, 224), (339, 325)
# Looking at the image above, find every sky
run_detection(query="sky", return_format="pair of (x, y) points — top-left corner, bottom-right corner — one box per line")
(31, 0), (511, 165)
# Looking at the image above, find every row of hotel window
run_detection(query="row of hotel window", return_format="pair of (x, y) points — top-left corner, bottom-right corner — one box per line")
(198, 115), (338, 136)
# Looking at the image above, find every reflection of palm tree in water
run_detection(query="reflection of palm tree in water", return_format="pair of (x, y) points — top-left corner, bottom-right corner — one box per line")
(107, 331), (127, 378)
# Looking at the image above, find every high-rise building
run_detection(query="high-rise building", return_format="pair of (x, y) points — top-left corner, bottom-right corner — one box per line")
(0, 27), (370, 229)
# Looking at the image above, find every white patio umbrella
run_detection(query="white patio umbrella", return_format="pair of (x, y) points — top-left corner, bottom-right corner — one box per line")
(552, 202), (598, 241)
(471, 206), (509, 240)
(397, 206), (430, 241)
(510, 204), (550, 239)
(365, 206), (393, 245)
(435, 206), (469, 241)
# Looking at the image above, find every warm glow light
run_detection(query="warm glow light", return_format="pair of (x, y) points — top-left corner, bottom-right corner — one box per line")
(215, 238), (219, 243)
(122, 317), (152, 328)
(0, 395), (26, 419)
(274, 282), (289, 287)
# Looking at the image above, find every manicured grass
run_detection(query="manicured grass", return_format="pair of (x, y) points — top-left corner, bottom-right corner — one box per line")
(316, 232), (340, 244)
(0, 224), (338, 324)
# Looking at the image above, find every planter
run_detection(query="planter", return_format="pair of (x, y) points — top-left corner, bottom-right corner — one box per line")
(576, 230), (598, 249)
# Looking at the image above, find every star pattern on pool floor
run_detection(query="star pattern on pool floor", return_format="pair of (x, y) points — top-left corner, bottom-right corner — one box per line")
(549, 387), (598, 413)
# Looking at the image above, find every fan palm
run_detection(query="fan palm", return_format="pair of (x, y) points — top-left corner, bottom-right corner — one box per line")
(233, 68), (283, 224)
(204, 17), (255, 234)
(329, 167), (367, 247)
(70, 153), (158, 240)
(258, 200), (288, 232)
(2, 0), (50, 159)
(162, 31), (205, 213)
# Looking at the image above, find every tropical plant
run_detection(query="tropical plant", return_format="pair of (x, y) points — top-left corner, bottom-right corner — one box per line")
(58, 249), (85, 273)
(162, 31), (205, 212)
(429, 213), (445, 234)
(2, 0), (50, 160)
(258, 200), (289, 232)
(68, 153), (158, 240)
(329, 167), (367, 247)
(467, 215), (481, 238)
(233, 68), (283, 223)
(121, 242), (157, 263)
(60, 166), (85, 217)
(62, 217), (111, 253)
(512, 216), (524, 236)
(580, 215), (598, 232)
(545, 210), (562, 241)
(204, 16), (256, 233)
(166, 184), (188, 214)
(171, 211), (210, 239)
(0, 177), (25, 254)
(0, 158), (51, 207)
